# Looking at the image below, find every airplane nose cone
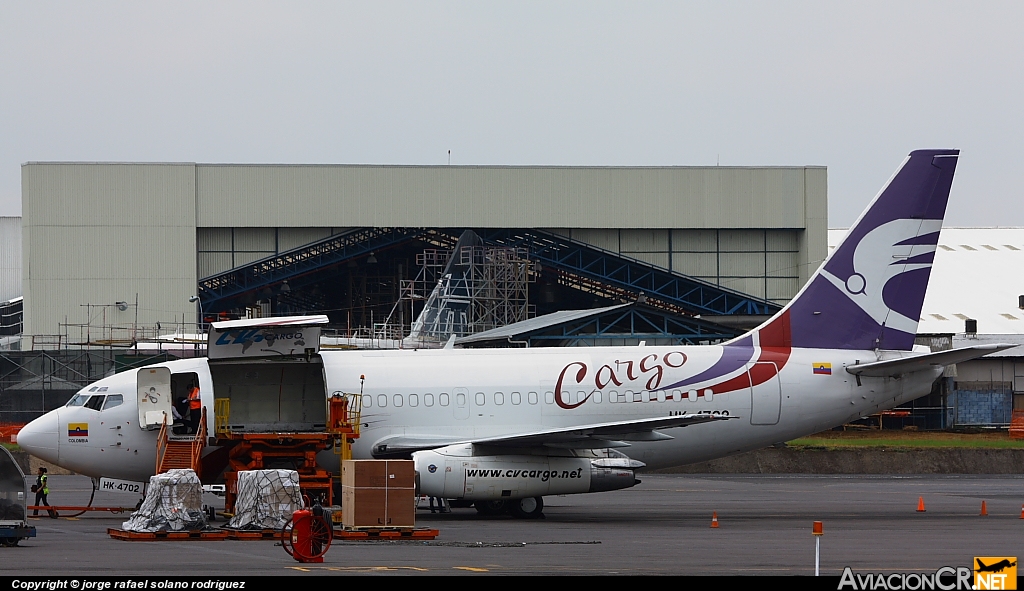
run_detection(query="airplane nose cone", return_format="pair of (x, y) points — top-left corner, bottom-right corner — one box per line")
(17, 410), (60, 464)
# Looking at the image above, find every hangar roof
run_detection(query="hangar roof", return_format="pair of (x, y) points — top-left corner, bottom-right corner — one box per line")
(829, 228), (1024, 335)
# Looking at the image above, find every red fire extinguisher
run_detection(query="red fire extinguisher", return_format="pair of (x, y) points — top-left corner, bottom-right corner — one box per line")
(283, 509), (332, 563)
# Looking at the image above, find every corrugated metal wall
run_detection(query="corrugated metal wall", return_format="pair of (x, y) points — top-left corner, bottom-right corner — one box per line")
(0, 217), (20, 302)
(195, 165), (819, 230)
(21, 163), (197, 336)
(22, 162), (828, 337)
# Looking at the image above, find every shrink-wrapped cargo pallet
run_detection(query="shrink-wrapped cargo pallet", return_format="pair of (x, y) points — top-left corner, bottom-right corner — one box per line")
(122, 469), (207, 532)
(227, 469), (302, 530)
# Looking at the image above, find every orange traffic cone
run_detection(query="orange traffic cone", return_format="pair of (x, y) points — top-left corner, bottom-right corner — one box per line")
(916, 497), (926, 512)
(710, 511), (720, 528)
(1019, 504), (1023, 519)
(980, 501), (988, 516)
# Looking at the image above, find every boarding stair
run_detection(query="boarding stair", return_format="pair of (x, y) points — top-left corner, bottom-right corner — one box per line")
(155, 408), (206, 477)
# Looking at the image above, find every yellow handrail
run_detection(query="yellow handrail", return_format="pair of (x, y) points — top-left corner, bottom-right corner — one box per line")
(214, 398), (229, 436)
(191, 407), (207, 477)
(155, 415), (168, 474)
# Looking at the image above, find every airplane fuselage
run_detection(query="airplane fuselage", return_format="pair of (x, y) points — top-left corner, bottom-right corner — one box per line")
(31, 342), (939, 483)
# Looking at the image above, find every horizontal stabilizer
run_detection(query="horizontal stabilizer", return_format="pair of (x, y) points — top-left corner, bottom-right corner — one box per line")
(845, 344), (1018, 377)
(371, 414), (735, 455)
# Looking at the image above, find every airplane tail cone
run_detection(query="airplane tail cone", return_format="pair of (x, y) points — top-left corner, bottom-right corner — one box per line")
(917, 497), (926, 512)
(980, 501), (988, 516)
(710, 511), (719, 529)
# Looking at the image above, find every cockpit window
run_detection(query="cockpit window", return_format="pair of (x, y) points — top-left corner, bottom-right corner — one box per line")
(84, 395), (106, 411)
(102, 394), (123, 410)
(66, 394), (89, 407)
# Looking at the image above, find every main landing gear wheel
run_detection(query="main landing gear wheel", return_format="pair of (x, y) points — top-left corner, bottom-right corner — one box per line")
(1, 538), (19, 547)
(474, 500), (508, 516)
(509, 496), (544, 519)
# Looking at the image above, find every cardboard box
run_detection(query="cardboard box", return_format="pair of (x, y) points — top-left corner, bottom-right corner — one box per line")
(340, 460), (417, 528)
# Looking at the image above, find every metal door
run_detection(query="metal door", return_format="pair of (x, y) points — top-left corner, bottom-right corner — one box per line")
(748, 362), (781, 425)
(137, 367), (172, 429)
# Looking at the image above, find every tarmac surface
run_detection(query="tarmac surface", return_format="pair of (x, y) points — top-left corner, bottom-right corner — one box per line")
(2, 474), (1023, 576)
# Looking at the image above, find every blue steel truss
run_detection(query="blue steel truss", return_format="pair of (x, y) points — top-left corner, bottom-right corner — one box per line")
(198, 226), (781, 319)
(462, 304), (739, 347)
(197, 227), (429, 307)
(474, 229), (780, 317)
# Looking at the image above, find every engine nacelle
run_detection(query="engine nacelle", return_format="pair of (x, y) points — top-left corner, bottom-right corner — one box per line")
(413, 444), (641, 500)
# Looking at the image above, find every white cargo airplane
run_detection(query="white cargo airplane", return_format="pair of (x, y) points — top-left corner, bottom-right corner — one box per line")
(18, 149), (1011, 518)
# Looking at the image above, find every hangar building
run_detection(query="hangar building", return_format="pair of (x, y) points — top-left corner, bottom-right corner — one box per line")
(19, 162), (827, 346)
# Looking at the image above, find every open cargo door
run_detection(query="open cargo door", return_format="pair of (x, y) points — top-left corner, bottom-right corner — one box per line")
(207, 316), (331, 433)
(207, 315), (329, 360)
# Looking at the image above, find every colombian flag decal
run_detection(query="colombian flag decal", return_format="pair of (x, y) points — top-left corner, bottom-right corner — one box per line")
(812, 362), (832, 375)
(68, 423), (89, 437)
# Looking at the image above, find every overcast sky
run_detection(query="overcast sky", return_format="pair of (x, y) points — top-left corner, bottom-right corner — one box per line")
(2, 2), (1022, 226)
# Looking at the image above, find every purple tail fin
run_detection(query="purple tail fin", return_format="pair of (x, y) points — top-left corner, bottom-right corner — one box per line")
(771, 149), (959, 351)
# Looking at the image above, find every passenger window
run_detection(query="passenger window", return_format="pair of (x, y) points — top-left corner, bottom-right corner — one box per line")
(409, 394), (419, 407)
(687, 390), (698, 402)
(673, 390), (682, 401)
(84, 395), (105, 411)
(425, 393), (434, 407)
(456, 392), (466, 407)
(377, 394), (388, 408)
(475, 392), (485, 406)
(511, 392), (521, 405)
(494, 392), (504, 405)
(66, 394), (88, 407)
(703, 389), (714, 402)
(544, 391), (554, 404)
(363, 394), (372, 408)
(577, 391), (586, 405)
(528, 392), (538, 405)
(102, 394), (123, 410)
(656, 391), (665, 403)
(594, 391), (602, 404)
(440, 393), (450, 406)
(394, 394), (403, 407)
(608, 391), (618, 404)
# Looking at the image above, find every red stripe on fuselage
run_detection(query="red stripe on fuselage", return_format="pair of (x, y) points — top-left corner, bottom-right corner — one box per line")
(702, 311), (792, 395)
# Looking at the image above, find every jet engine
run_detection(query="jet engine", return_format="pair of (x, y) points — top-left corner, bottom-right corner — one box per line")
(413, 444), (643, 501)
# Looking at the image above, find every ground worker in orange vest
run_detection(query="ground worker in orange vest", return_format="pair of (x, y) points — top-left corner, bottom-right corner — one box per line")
(187, 384), (201, 434)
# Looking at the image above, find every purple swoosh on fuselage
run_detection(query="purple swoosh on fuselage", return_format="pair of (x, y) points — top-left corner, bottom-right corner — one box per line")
(663, 335), (755, 390)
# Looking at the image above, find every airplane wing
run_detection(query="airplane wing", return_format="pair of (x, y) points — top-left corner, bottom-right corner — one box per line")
(845, 344), (1019, 378)
(371, 413), (736, 456)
